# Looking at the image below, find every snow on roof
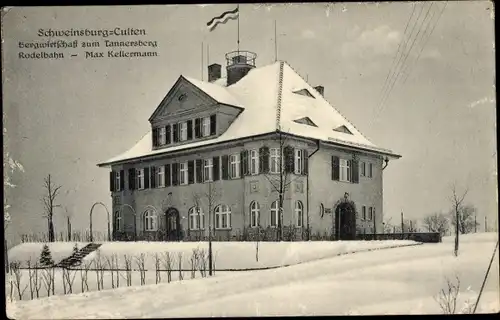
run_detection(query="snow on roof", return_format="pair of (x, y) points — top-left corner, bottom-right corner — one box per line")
(98, 61), (398, 167)
(183, 76), (242, 108)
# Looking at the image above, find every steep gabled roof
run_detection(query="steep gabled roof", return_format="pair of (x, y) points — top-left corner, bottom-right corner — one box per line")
(98, 61), (399, 167)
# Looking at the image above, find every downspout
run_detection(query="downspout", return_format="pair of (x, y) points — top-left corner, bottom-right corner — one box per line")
(306, 140), (321, 241)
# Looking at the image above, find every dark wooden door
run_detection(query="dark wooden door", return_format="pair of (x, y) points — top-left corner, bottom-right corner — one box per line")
(166, 208), (181, 241)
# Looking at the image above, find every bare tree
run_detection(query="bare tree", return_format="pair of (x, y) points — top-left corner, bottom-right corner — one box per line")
(261, 130), (307, 240)
(450, 184), (468, 257)
(41, 174), (62, 242)
(435, 275), (461, 314)
(65, 207), (72, 242)
(192, 181), (220, 276)
(423, 212), (450, 236)
(451, 204), (479, 235)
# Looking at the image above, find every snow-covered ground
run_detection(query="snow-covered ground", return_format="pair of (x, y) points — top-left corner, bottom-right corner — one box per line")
(8, 242), (90, 267)
(6, 239), (419, 301)
(7, 232), (499, 318)
(9, 239), (418, 270)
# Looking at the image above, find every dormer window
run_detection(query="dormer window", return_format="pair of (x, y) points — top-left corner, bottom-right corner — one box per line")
(333, 125), (353, 135)
(179, 122), (188, 141)
(293, 117), (317, 127)
(202, 117), (211, 137)
(293, 89), (315, 98)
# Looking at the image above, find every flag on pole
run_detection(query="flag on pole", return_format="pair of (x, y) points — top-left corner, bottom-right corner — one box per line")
(206, 7), (239, 32)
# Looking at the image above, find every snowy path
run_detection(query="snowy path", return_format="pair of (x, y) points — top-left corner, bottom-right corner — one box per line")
(8, 233), (499, 318)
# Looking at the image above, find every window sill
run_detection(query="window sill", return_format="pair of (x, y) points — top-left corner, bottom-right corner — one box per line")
(156, 185), (166, 189)
(144, 229), (158, 232)
(215, 228), (232, 231)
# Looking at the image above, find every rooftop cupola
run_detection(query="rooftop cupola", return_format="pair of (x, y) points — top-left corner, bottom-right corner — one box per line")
(225, 50), (257, 86)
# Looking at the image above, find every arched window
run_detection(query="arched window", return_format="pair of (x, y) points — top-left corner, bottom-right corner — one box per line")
(250, 201), (260, 228)
(189, 206), (205, 230)
(114, 211), (123, 232)
(295, 201), (303, 227)
(270, 200), (279, 227)
(319, 203), (325, 219)
(214, 204), (231, 229)
(143, 209), (157, 231)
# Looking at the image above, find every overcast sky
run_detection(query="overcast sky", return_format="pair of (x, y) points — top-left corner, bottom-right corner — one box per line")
(3, 2), (496, 245)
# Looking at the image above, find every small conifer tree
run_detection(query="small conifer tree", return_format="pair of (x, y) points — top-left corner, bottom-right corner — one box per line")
(39, 244), (54, 267)
(72, 243), (79, 256)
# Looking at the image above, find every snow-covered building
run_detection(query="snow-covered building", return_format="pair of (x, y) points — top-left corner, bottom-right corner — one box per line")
(97, 50), (401, 242)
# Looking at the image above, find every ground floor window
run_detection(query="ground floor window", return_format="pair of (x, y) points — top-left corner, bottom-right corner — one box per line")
(143, 209), (157, 231)
(189, 206), (205, 230)
(215, 204), (231, 229)
(250, 201), (260, 228)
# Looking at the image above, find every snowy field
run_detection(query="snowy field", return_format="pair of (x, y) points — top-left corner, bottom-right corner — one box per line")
(9, 239), (418, 270)
(7, 232), (499, 318)
(6, 240), (419, 301)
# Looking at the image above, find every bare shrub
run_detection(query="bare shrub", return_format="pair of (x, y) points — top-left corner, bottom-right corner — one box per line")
(123, 254), (133, 286)
(93, 250), (105, 290)
(212, 251), (218, 275)
(41, 267), (55, 297)
(161, 252), (174, 283)
(135, 253), (146, 286)
(435, 275), (461, 314)
(79, 261), (91, 293)
(105, 254), (119, 289)
(198, 249), (208, 278)
(190, 249), (200, 279)
(11, 261), (28, 300)
(154, 253), (161, 284)
(27, 259), (35, 300)
(62, 268), (77, 294)
(177, 252), (183, 281)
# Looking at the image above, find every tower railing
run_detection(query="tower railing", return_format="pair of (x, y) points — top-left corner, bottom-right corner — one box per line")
(225, 50), (257, 67)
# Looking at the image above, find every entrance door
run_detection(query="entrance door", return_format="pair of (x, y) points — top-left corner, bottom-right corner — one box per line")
(165, 208), (181, 241)
(334, 203), (356, 240)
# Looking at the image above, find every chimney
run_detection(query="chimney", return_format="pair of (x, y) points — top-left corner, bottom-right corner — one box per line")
(314, 86), (324, 96)
(208, 63), (221, 82)
(226, 51), (257, 86)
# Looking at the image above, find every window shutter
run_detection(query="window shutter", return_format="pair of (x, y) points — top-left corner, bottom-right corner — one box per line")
(369, 163), (373, 178)
(120, 170), (125, 190)
(195, 159), (203, 183)
(221, 155), (229, 180)
(352, 158), (359, 184)
(213, 156), (220, 181)
(187, 120), (193, 140)
(210, 114), (217, 135)
(302, 150), (309, 175)
(173, 123), (179, 142)
(332, 156), (340, 181)
(166, 125), (171, 145)
(187, 160), (195, 184)
(260, 146), (269, 173)
(144, 167), (150, 188)
(152, 128), (158, 148)
(165, 164), (171, 187)
(128, 168), (136, 190)
(195, 118), (201, 138)
(150, 166), (156, 188)
(240, 150), (248, 176)
(172, 163), (179, 186)
(110, 171), (115, 192)
(284, 146), (294, 173)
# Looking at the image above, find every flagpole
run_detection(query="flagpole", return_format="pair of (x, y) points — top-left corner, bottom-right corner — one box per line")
(201, 42), (204, 80)
(237, 4), (240, 53)
(207, 44), (210, 68)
